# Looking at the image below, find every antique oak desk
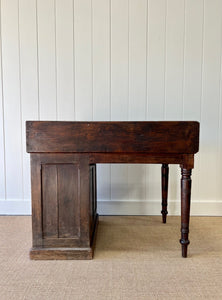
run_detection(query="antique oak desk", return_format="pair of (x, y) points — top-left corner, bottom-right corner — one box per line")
(26, 121), (199, 259)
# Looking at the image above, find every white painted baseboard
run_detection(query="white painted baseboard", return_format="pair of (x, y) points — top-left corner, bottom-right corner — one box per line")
(0, 200), (32, 215)
(1, 199), (222, 216)
(98, 200), (222, 216)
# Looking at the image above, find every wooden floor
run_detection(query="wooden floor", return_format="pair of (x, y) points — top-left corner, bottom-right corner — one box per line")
(0, 215), (222, 300)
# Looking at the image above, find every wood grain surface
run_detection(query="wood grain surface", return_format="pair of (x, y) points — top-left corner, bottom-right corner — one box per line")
(26, 121), (199, 154)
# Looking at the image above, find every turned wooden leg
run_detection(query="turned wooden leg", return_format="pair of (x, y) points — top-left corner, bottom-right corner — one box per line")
(161, 164), (169, 223)
(180, 168), (192, 258)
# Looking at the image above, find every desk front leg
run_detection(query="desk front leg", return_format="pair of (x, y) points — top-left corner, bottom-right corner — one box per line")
(180, 167), (192, 258)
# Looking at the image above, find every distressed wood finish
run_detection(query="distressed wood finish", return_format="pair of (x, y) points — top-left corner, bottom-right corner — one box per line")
(161, 164), (169, 223)
(180, 168), (192, 258)
(29, 153), (98, 259)
(90, 164), (97, 240)
(89, 153), (194, 165)
(26, 121), (199, 154)
(27, 121), (199, 259)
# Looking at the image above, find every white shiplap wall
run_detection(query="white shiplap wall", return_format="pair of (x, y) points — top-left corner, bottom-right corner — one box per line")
(0, 0), (222, 215)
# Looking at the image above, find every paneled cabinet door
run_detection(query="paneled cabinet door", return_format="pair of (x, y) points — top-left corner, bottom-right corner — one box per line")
(30, 154), (90, 249)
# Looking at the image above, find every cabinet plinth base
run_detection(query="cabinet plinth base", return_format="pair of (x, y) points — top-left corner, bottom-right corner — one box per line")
(30, 214), (99, 260)
(30, 247), (93, 260)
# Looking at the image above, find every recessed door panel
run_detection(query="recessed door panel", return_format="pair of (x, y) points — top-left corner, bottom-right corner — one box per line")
(42, 164), (58, 238)
(57, 164), (80, 238)
(42, 163), (80, 240)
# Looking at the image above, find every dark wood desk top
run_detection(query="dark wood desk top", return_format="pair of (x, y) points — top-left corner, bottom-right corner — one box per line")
(26, 121), (199, 154)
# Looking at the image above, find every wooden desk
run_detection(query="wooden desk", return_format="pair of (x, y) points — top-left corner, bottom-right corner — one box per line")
(26, 121), (199, 259)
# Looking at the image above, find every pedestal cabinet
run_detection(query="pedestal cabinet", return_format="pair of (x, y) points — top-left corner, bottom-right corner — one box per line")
(29, 153), (98, 259)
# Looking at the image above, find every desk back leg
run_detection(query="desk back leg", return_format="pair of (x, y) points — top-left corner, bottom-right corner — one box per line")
(161, 164), (169, 223)
(90, 164), (98, 243)
(180, 167), (192, 258)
